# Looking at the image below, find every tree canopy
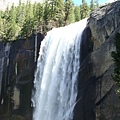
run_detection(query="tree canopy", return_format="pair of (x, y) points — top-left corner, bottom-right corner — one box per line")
(0, 0), (99, 41)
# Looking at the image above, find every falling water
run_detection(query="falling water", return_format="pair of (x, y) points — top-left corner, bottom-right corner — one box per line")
(32, 18), (88, 120)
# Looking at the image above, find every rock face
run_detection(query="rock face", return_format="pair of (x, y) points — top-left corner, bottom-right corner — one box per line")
(89, 1), (120, 50)
(0, 33), (43, 120)
(89, 1), (120, 120)
(74, 1), (120, 120)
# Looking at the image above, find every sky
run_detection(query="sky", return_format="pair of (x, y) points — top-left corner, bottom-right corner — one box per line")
(73, 0), (116, 5)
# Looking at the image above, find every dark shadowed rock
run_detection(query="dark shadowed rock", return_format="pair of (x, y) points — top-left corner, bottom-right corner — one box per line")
(0, 33), (43, 120)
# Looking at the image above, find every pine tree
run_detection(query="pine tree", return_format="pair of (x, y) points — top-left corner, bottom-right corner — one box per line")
(0, 11), (3, 40)
(95, 0), (99, 8)
(64, 0), (75, 25)
(80, 0), (89, 19)
(90, 0), (95, 12)
(33, 2), (44, 33)
(45, 0), (65, 27)
(74, 6), (80, 22)
(16, 0), (25, 28)
(1, 6), (9, 40)
(35, 3), (44, 23)
(43, 1), (50, 25)
(5, 3), (20, 40)
(21, 1), (35, 38)
(54, 0), (65, 27)
(0, 0), (98, 40)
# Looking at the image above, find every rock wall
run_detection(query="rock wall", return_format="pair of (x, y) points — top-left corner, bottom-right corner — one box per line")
(74, 1), (120, 120)
(89, 1), (120, 120)
(0, 33), (43, 120)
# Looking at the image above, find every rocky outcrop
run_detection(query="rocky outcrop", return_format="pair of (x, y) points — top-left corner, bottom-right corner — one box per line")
(89, 1), (120, 50)
(89, 1), (120, 120)
(74, 1), (120, 120)
(0, 33), (43, 120)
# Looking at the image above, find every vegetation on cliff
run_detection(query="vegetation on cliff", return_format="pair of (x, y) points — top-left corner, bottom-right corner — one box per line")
(111, 33), (120, 97)
(0, 0), (99, 41)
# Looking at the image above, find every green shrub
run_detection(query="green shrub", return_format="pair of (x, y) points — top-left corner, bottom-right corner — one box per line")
(111, 33), (120, 96)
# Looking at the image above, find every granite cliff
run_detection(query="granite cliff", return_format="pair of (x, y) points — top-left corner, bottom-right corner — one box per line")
(0, 33), (43, 120)
(89, 1), (120, 119)
(74, 1), (120, 120)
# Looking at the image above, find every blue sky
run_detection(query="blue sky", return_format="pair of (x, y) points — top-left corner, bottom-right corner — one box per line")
(73, 0), (110, 5)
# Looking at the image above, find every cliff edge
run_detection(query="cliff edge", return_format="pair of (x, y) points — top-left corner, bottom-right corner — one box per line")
(74, 1), (120, 120)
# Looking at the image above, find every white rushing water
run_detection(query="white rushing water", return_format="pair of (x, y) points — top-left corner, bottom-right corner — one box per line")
(32, 18), (88, 120)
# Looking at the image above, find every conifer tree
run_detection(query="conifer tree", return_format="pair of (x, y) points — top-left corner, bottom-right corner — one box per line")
(45, 0), (65, 27)
(0, 11), (2, 29)
(33, 2), (37, 15)
(90, 0), (95, 12)
(95, 0), (99, 7)
(16, 0), (25, 28)
(1, 6), (9, 40)
(0, 11), (4, 40)
(5, 3), (20, 40)
(0, 0), (100, 40)
(74, 6), (80, 22)
(43, 1), (50, 25)
(21, 1), (35, 38)
(35, 3), (44, 23)
(33, 2), (44, 33)
(54, 0), (65, 27)
(64, 0), (75, 24)
(80, 0), (89, 19)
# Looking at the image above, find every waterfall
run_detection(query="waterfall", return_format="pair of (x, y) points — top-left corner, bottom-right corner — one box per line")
(34, 35), (38, 62)
(32, 18), (88, 120)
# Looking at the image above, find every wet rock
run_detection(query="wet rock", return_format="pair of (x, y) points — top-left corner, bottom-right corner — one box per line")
(0, 33), (43, 120)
